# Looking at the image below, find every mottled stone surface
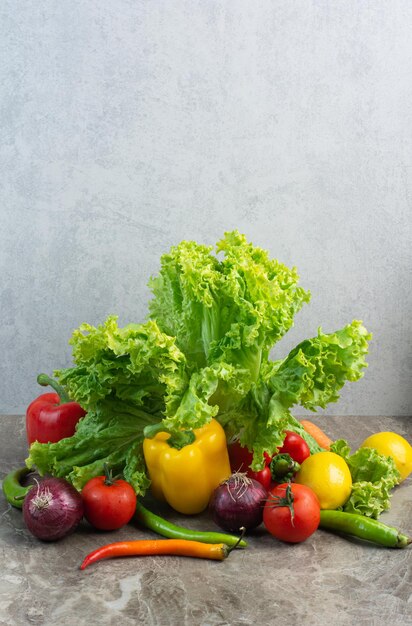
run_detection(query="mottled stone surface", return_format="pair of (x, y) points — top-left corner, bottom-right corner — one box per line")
(1, 415), (411, 626)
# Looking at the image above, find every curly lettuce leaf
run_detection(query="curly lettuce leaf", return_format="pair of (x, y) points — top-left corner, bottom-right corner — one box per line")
(331, 439), (401, 518)
(218, 321), (371, 467)
(148, 230), (310, 401)
(27, 316), (213, 494)
(266, 320), (371, 411)
(57, 315), (189, 418)
(148, 233), (371, 463)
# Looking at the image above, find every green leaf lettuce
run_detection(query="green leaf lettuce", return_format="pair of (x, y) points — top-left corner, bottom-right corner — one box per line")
(26, 316), (214, 492)
(331, 439), (401, 518)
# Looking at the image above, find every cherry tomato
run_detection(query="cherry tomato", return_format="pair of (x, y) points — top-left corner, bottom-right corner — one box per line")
(247, 466), (272, 490)
(263, 483), (320, 543)
(82, 473), (137, 531)
(277, 431), (310, 464)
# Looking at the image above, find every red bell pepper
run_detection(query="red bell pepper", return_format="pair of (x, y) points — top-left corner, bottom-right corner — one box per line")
(26, 374), (86, 445)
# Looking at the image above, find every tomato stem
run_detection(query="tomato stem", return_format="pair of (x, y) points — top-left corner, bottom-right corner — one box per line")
(267, 483), (296, 526)
(103, 464), (122, 486)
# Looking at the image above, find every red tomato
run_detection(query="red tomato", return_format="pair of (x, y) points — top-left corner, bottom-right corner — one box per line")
(82, 475), (137, 531)
(228, 441), (253, 472)
(247, 466), (272, 491)
(263, 483), (320, 543)
(277, 431), (310, 464)
(228, 441), (272, 473)
(263, 451), (273, 465)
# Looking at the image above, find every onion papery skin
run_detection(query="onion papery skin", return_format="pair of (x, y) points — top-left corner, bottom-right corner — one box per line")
(23, 477), (84, 541)
(209, 474), (268, 533)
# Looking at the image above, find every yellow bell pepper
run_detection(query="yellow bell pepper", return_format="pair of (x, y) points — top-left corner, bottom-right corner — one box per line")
(143, 418), (231, 515)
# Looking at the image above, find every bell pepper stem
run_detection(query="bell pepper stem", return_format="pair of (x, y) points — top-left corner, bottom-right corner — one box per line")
(167, 430), (196, 450)
(143, 423), (168, 439)
(143, 423), (196, 450)
(37, 373), (71, 405)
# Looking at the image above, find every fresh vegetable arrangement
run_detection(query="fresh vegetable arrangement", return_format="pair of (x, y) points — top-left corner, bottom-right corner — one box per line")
(26, 232), (372, 490)
(2, 231), (411, 567)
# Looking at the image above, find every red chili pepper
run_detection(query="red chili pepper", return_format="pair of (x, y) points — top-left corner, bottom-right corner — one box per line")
(26, 374), (86, 445)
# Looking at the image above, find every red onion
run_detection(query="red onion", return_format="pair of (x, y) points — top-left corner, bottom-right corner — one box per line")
(23, 477), (84, 541)
(209, 472), (268, 533)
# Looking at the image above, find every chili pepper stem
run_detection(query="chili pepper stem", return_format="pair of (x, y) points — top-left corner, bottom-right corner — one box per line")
(397, 534), (412, 548)
(226, 527), (246, 555)
(37, 373), (71, 405)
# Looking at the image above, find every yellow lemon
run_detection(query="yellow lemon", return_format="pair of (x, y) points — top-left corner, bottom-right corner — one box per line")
(361, 432), (412, 482)
(295, 451), (352, 510)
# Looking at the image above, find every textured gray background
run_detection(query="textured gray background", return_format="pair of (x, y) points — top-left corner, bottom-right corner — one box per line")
(1, 1), (411, 416)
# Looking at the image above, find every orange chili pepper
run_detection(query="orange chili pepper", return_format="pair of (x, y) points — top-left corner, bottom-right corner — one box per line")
(80, 538), (237, 570)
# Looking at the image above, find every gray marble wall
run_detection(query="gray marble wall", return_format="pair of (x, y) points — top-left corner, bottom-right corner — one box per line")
(1, 1), (411, 415)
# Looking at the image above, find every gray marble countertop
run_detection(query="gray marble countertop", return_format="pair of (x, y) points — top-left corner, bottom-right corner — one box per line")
(1, 415), (411, 626)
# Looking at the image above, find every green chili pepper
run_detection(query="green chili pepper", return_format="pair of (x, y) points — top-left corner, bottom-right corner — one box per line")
(135, 501), (247, 548)
(2, 467), (34, 509)
(320, 510), (412, 548)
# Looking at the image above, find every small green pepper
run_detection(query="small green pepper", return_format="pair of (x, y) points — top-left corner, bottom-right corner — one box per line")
(2, 467), (33, 509)
(135, 501), (247, 548)
(319, 510), (411, 548)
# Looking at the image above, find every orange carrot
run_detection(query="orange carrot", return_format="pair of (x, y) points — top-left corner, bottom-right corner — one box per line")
(300, 419), (333, 450)
(80, 539), (233, 570)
